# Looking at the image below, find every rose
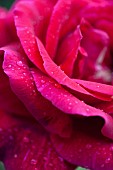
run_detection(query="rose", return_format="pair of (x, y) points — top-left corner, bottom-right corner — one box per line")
(1, 0), (113, 170)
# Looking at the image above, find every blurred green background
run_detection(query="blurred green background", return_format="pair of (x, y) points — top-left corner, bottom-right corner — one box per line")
(0, 0), (15, 9)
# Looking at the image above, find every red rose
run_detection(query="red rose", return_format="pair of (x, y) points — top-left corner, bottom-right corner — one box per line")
(1, 0), (113, 170)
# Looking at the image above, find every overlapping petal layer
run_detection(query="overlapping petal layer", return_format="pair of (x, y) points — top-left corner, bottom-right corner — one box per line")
(2, 44), (72, 138)
(0, 110), (75, 170)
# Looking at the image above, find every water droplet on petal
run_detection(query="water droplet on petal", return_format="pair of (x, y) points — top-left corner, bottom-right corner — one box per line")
(31, 159), (37, 165)
(23, 72), (26, 76)
(101, 164), (105, 168)
(14, 154), (18, 158)
(43, 156), (48, 161)
(110, 146), (113, 151)
(41, 80), (45, 83)
(105, 158), (110, 164)
(68, 106), (71, 110)
(49, 163), (53, 167)
(28, 49), (31, 52)
(86, 144), (92, 149)
(17, 61), (23, 66)
(8, 64), (12, 68)
(23, 137), (29, 143)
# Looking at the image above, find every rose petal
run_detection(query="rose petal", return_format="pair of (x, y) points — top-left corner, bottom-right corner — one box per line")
(73, 79), (113, 99)
(36, 37), (113, 101)
(0, 112), (75, 170)
(32, 68), (113, 140)
(46, 0), (72, 58)
(14, 0), (56, 72)
(59, 26), (82, 77)
(0, 51), (29, 116)
(0, 8), (15, 47)
(46, 0), (87, 59)
(2, 44), (72, 137)
(51, 118), (113, 170)
(77, 19), (112, 84)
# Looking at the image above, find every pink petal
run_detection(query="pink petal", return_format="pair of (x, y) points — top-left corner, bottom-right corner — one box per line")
(73, 79), (113, 100)
(46, 0), (72, 59)
(45, 0), (87, 59)
(2, 45), (72, 137)
(36, 37), (113, 101)
(59, 27), (82, 77)
(32, 69), (113, 140)
(51, 116), (113, 170)
(77, 19), (112, 84)
(0, 8), (15, 47)
(0, 111), (75, 170)
(0, 50), (29, 116)
(14, 0), (56, 72)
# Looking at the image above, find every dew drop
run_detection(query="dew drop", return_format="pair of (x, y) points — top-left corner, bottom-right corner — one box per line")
(97, 85), (100, 88)
(101, 164), (105, 168)
(43, 156), (48, 161)
(54, 84), (60, 88)
(75, 101), (78, 104)
(49, 163), (53, 167)
(23, 72), (26, 76)
(33, 90), (36, 93)
(24, 40), (27, 43)
(23, 136), (29, 143)
(68, 106), (71, 110)
(8, 64), (12, 68)
(69, 102), (72, 105)
(14, 154), (18, 158)
(105, 158), (110, 163)
(31, 159), (37, 165)
(67, 98), (70, 101)
(15, 15), (18, 19)
(17, 61), (23, 66)
(51, 71), (54, 74)
(28, 49), (31, 52)
(86, 108), (89, 111)
(12, 68), (14, 71)
(86, 144), (92, 149)
(41, 80), (45, 83)
(110, 146), (113, 151)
